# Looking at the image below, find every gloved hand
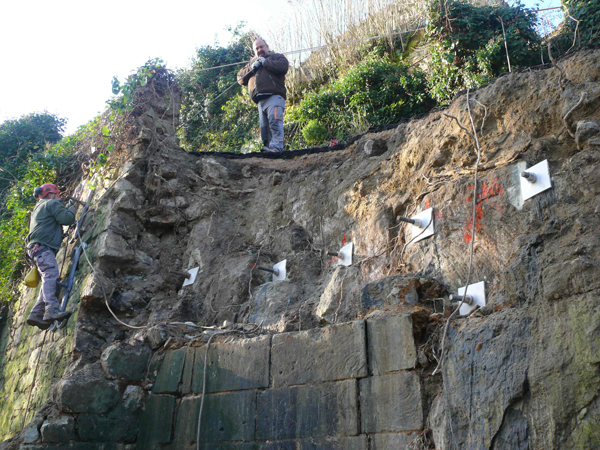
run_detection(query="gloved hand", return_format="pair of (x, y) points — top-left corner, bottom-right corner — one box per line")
(252, 60), (262, 71)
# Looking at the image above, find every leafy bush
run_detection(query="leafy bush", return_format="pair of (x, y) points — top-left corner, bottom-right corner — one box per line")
(288, 57), (434, 142)
(179, 24), (259, 152)
(426, 0), (540, 103)
(0, 139), (79, 305)
(109, 58), (177, 114)
(553, 0), (600, 51)
(302, 120), (328, 145)
(0, 112), (66, 194)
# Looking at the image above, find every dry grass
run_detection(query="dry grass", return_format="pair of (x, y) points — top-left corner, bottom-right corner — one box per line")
(263, 0), (428, 97)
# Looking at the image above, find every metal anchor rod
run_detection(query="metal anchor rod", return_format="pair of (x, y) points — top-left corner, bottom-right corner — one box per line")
(256, 265), (280, 276)
(449, 294), (474, 305)
(521, 171), (537, 183)
(169, 270), (191, 279)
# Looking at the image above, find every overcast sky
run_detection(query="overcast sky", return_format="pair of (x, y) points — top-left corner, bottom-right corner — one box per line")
(0, 0), (560, 136)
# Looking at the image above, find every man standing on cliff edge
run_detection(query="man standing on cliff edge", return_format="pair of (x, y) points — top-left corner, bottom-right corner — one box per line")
(237, 38), (289, 153)
(25, 183), (76, 329)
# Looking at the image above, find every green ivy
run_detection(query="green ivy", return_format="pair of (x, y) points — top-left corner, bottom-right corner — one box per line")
(426, 0), (540, 103)
(108, 58), (176, 113)
(301, 120), (328, 145)
(288, 57), (434, 142)
(178, 23), (259, 152)
(555, 0), (600, 50)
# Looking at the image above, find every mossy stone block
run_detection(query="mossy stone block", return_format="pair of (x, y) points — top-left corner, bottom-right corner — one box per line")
(77, 405), (138, 442)
(192, 335), (270, 394)
(256, 380), (359, 440)
(40, 415), (75, 443)
(360, 372), (423, 433)
(271, 321), (366, 387)
(173, 391), (256, 445)
(153, 348), (186, 394)
(101, 342), (152, 381)
(137, 395), (177, 448)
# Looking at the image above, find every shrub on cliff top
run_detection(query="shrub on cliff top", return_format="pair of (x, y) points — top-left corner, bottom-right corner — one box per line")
(288, 57), (434, 143)
(426, 0), (540, 103)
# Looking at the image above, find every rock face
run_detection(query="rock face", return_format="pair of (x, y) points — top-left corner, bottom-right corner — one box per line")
(40, 416), (75, 443)
(2, 48), (600, 449)
(100, 342), (152, 380)
(55, 364), (120, 414)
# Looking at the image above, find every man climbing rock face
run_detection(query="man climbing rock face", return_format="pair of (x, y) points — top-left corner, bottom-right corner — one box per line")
(25, 183), (76, 329)
(237, 38), (289, 153)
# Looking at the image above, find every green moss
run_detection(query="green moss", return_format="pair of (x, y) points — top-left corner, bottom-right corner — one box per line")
(571, 416), (600, 447)
(87, 209), (107, 242)
(402, 29), (425, 59)
(533, 294), (600, 445)
(0, 409), (11, 438)
(0, 282), (80, 441)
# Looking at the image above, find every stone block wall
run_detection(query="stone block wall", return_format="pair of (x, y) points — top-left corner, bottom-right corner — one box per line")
(140, 314), (421, 449)
(0, 263), (81, 440)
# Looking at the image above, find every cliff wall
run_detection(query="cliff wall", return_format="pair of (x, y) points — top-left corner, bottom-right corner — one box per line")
(1, 47), (599, 449)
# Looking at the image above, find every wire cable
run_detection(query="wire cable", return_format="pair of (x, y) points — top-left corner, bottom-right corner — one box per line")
(189, 7), (560, 73)
(196, 329), (238, 450)
(192, 27), (427, 73)
(433, 88), (483, 376)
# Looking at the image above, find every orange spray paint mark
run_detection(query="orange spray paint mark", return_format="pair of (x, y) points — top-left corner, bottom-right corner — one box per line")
(329, 234), (347, 265)
(464, 178), (505, 243)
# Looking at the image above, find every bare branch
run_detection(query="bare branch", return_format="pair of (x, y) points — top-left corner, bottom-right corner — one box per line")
(548, 42), (566, 90)
(498, 16), (512, 73)
(0, 167), (19, 182)
(473, 99), (488, 135)
(443, 114), (474, 140)
(563, 92), (587, 138)
(203, 186), (256, 195)
(433, 88), (483, 375)
(567, 15), (581, 52)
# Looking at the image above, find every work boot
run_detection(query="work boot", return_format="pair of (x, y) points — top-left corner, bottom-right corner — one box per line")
(261, 146), (281, 153)
(43, 307), (72, 322)
(26, 313), (51, 330)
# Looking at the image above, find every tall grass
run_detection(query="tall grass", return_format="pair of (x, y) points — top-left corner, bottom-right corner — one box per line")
(263, 0), (428, 98)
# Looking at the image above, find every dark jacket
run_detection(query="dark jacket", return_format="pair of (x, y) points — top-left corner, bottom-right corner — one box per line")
(237, 51), (289, 103)
(26, 199), (76, 250)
